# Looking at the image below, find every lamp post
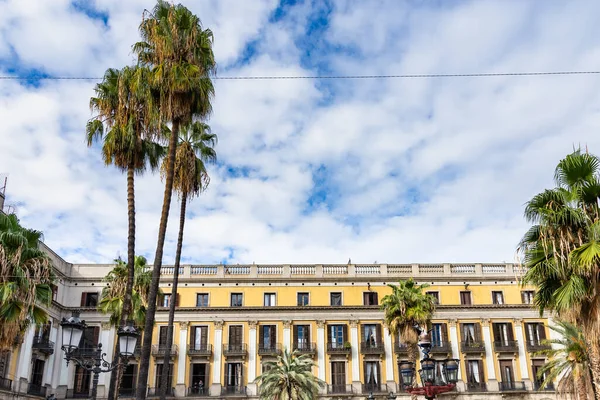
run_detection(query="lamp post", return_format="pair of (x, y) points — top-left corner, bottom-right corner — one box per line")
(399, 327), (459, 400)
(60, 312), (139, 400)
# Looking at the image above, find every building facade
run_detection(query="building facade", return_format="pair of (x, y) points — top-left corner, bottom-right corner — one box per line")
(0, 246), (559, 399)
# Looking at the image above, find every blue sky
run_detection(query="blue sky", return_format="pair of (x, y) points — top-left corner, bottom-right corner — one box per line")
(2, 0), (600, 265)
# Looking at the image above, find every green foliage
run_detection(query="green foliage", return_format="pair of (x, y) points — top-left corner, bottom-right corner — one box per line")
(98, 256), (156, 329)
(254, 349), (325, 400)
(0, 213), (54, 350)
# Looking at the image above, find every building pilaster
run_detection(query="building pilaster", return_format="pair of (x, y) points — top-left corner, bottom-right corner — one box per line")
(481, 318), (498, 391)
(247, 321), (258, 396)
(176, 322), (189, 397)
(96, 322), (114, 398)
(513, 318), (531, 390)
(448, 319), (465, 391)
(349, 319), (360, 392)
(210, 320), (224, 396)
(316, 320), (326, 383)
(42, 321), (59, 388)
(383, 326), (395, 390)
(17, 326), (35, 392)
(282, 320), (292, 352)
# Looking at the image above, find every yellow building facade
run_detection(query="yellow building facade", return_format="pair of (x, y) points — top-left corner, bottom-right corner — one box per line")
(0, 252), (559, 400)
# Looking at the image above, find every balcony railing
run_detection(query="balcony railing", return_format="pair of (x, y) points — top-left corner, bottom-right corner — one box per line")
(188, 343), (213, 356)
(293, 342), (316, 355)
(361, 383), (387, 394)
(493, 340), (518, 353)
(32, 336), (55, 355)
(430, 341), (451, 353)
(258, 343), (282, 356)
(223, 344), (247, 357)
(466, 382), (487, 392)
(151, 344), (178, 357)
(360, 341), (385, 354)
(187, 387), (210, 397)
(27, 383), (47, 397)
(147, 387), (175, 397)
(221, 386), (247, 396)
(534, 382), (555, 391)
(394, 342), (409, 354)
(0, 377), (12, 392)
(66, 389), (91, 398)
(327, 343), (351, 354)
(327, 384), (354, 394)
(119, 387), (137, 397)
(499, 381), (526, 391)
(461, 340), (486, 353)
(526, 340), (551, 352)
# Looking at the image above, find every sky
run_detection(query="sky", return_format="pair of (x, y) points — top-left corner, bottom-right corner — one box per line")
(1, 0), (600, 265)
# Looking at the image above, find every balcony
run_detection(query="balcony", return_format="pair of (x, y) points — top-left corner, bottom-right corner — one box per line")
(188, 343), (213, 358)
(258, 343), (282, 356)
(151, 344), (178, 357)
(221, 386), (247, 396)
(499, 381), (526, 391)
(430, 341), (451, 354)
(461, 340), (485, 354)
(360, 341), (385, 355)
(327, 384), (354, 395)
(493, 340), (518, 353)
(361, 383), (387, 394)
(223, 344), (247, 358)
(394, 342), (409, 355)
(526, 340), (551, 352)
(66, 389), (91, 398)
(327, 343), (351, 355)
(0, 377), (12, 392)
(187, 387), (210, 397)
(27, 383), (47, 397)
(466, 382), (487, 392)
(119, 387), (137, 397)
(534, 382), (555, 391)
(147, 387), (175, 397)
(293, 342), (316, 356)
(32, 336), (55, 355)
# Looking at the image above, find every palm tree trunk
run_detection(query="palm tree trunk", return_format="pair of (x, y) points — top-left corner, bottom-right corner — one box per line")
(587, 340), (600, 400)
(160, 195), (187, 400)
(109, 163), (136, 400)
(408, 344), (418, 400)
(577, 375), (589, 400)
(136, 119), (180, 400)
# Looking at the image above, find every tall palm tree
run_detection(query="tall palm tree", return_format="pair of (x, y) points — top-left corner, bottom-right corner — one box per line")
(0, 213), (54, 350)
(87, 66), (163, 400)
(381, 278), (435, 395)
(159, 122), (216, 397)
(534, 321), (592, 400)
(254, 349), (325, 400)
(132, 2), (216, 398)
(519, 150), (600, 398)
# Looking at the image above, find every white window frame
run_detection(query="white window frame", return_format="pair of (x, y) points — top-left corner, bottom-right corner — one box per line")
(264, 292), (277, 307)
(492, 291), (505, 305)
(297, 292), (310, 306)
(196, 293), (210, 307)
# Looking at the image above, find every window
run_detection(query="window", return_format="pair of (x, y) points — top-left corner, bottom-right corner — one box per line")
(228, 325), (243, 346)
(196, 293), (209, 307)
(264, 293), (276, 306)
(460, 291), (472, 305)
(297, 292), (309, 306)
(155, 364), (174, 391)
(492, 322), (514, 345)
(499, 360), (514, 384)
(158, 326), (169, 346)
(466, 360), (484, 389)
(74, 365), (91, 395)
(430, 323), (447, 346)
(225, 363), (243, 390)
(363, 292), (378, 306)
(190, 364), (208, 395)
(330, 292), (342, 306)
(492, 291), (504, 305)
(51, 284), (58, 302)
(30, 359), (45, 386)
(361, 324), (381, 348)
(81, 292), (98, 307)
(260, 325), (277, 350)
(190, 326), (208, 351)
(230, 293), (243, 307)
(532, 359), (548, 389)
(293, 325), (310, 351)
(162, 294), (171, 308)
(461, 323), (482, 343)
(525, 323), (546, 346)
(521, 291), (535, 304)
(328, 324), (346, 348)
(426, 291), (440, 305)
(330, 362), (346, 393)
(363, 361), (380, 391)
(120, 364), (138, 396)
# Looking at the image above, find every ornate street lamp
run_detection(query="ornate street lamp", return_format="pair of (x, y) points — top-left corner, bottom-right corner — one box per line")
(400, 327), (459, 400)
(60, 312), (139, 400)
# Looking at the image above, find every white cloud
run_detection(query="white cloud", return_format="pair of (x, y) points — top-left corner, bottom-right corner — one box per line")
(2, 0), (600, 265)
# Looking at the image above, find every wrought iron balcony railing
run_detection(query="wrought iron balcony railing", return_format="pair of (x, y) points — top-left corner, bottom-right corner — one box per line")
(151, 344), (178, 357)
(361, 383), (387, 394)
(32, 336), (55, 355)
(258, 343), (282, 356)
(118, 387), (136, 397)
(147, 387), (174, 397)
(66, 389), (91, 398)
(493, 340), (518, 352)
(327, 343), (351, 354)
(526, 340), (551, 352)
(327, 384), (353, 394)
(188, 343), (213, 356)
(223, 344), (247, 357)
(0, 377), (12, 392)
(27, 383), (47, 397)
(394, 342), (409, 354)
(466, 382), (487, 392)
(221, 385), (247, 396)
(499, 381), (526, 391)
(430, 341), (451, 353)
(360, 341), (385, 354)
(187, 386), (209, 397)
(461, 340), (485, 353)
(534, 382), (555, 391)
(293, 342), (316, 355)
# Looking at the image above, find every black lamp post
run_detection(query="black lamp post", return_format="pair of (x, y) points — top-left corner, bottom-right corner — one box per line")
(60, 312), (139, 400)
(399, 327), (459, 399)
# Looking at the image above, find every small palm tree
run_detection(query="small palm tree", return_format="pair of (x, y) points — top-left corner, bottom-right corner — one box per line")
(132, 3), (216, 397)
(534, 321), (592, 400)
(159, 122), (216, 389)
(381, 278), (435, 390)
(0, 213), (54, 350)
(254, 349), (325, 400)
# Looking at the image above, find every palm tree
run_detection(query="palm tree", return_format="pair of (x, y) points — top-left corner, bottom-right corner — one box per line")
(0, 213), (54, 350)
(88, 66), (163, 400)
(254, 349), (325, 400)
(519, 149), (600, 398)
(159, 122), (216, 396)
(132, 2), (216, 398)
(534, 321), (593, 400)
(381, 278), (435, 394)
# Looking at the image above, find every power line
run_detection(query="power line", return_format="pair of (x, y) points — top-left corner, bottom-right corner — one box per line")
(1, 70), (600, 81)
